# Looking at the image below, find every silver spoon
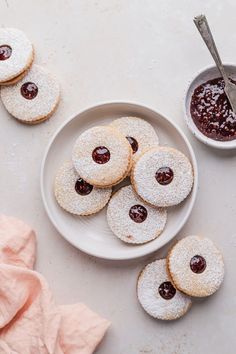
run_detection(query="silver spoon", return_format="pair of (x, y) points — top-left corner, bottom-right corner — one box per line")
(194, 14), (236, 115)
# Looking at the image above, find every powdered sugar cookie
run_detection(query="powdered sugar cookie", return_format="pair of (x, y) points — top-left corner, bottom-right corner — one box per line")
(72, 126), (132, 188)
(1, 65), (60, 124)
(0, 28), (34, 83)
(0, 68), (30, 86)
(107, 185), (167, 244)
(131, 147), (194, 207)
(167, 236), (224, 297)
(110, 117), (159, 165)
(54, 161), (112, 216)
(137, 259), (192, 320)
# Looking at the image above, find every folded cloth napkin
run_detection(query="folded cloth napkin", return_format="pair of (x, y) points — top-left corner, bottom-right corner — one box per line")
(0, 215), (110, 354)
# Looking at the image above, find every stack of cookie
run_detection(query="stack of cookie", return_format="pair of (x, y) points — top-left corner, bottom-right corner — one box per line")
(137, 235), (224, 320)
(0, 28), (60, 124)
(54, 116), (194, 245)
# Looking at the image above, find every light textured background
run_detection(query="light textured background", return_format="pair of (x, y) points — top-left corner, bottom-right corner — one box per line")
(1, 1), (236, 353)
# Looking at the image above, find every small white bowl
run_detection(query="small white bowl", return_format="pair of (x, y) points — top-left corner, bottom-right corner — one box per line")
(184, 64), (236, 149)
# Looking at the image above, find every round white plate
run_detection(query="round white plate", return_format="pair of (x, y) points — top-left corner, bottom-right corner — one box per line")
(41, 102), (198, 260)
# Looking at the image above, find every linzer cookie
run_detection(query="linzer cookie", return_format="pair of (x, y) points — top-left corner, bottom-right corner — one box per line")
(110, 117), (159, 167)
(131, 146), (194, 207)
(167, 235), (224, 297)
(1, 69), (30, 86)
(0, 28), (34, 84)
(1, 65), (60, 124)
(137, 259), (192, 320)
(54, 161), (112, 216)
(72, 126), (132, 188)
(107, 185), (167, 244)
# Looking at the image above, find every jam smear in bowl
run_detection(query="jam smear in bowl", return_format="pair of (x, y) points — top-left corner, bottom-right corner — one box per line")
(185, 64), (236, 149)
(190, 77), (236, 141)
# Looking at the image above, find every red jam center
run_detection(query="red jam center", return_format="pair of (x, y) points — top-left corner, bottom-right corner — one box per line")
(190, 77), (236, 141)
(158, 281), (176, 300)
(190, 255), (206, 274)
(21, 82), (38, 100)
(126, 136), (138, 153)
(75, 178), (93, 195)
(0, 45), (12, 60)
(92, 146), (110, 164)
(155, 167), (174, 185)
(129, 204), (147, 223)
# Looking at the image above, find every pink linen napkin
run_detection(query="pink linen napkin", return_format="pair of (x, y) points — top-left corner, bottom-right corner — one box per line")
(0, 215), (110, 354)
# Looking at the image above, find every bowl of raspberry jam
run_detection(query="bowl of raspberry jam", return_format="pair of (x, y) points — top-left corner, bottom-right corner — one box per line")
(184, 64), (236, 149)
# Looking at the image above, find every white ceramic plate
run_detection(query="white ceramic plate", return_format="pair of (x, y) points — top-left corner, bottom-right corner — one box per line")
(184, 64), (236, 149)
(41, 102), (198, 260)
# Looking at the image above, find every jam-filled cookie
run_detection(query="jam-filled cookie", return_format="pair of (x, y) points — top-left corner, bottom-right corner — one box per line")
(54, 161), (112, 216)
(72, 126), (132, 188)
(1, 68), (30, 86)
(137, 259), (192, 320)
(1, 64), (60, 124)
(131, 147), (194, 207)
(167, 235), (224, 297)
(107, 185), (167, 244)
(110, 117), (159, 166)
(0, 28), (34, 84)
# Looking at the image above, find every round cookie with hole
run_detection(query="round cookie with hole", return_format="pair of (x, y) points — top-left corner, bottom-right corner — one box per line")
(137, 259), (192, 320)
(131, 146), (194, 207)
(110, 116), (159, 167)
(1, 64), (60, 124)
(72, 126), (132, 188)
(107, 185), (167, 244)
(54, 161), (112, 216)
(0, 28), (34, 84)
(167, 235), (225, 297)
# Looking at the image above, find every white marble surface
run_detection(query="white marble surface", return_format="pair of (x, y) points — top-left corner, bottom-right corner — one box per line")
(1, 1), (236, 353)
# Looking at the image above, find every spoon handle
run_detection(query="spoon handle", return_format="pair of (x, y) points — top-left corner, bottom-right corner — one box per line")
(193, 14), (229, 83)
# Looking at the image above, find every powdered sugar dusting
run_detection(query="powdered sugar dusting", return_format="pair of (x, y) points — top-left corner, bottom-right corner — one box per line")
(132, 147), (194, 207)
(0, 28), (33, 82)
(107, 185), (167, 244)
(54, 161), (112, 215)
(1, 64), (60, 122)
(137, 259), (192, 320)
(110, 117), (159, 164)
(168, 236), (225, 297)
(72, 126), (132, 187)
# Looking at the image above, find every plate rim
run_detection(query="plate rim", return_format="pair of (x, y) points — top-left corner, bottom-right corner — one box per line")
(40, 101), (198, 260)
